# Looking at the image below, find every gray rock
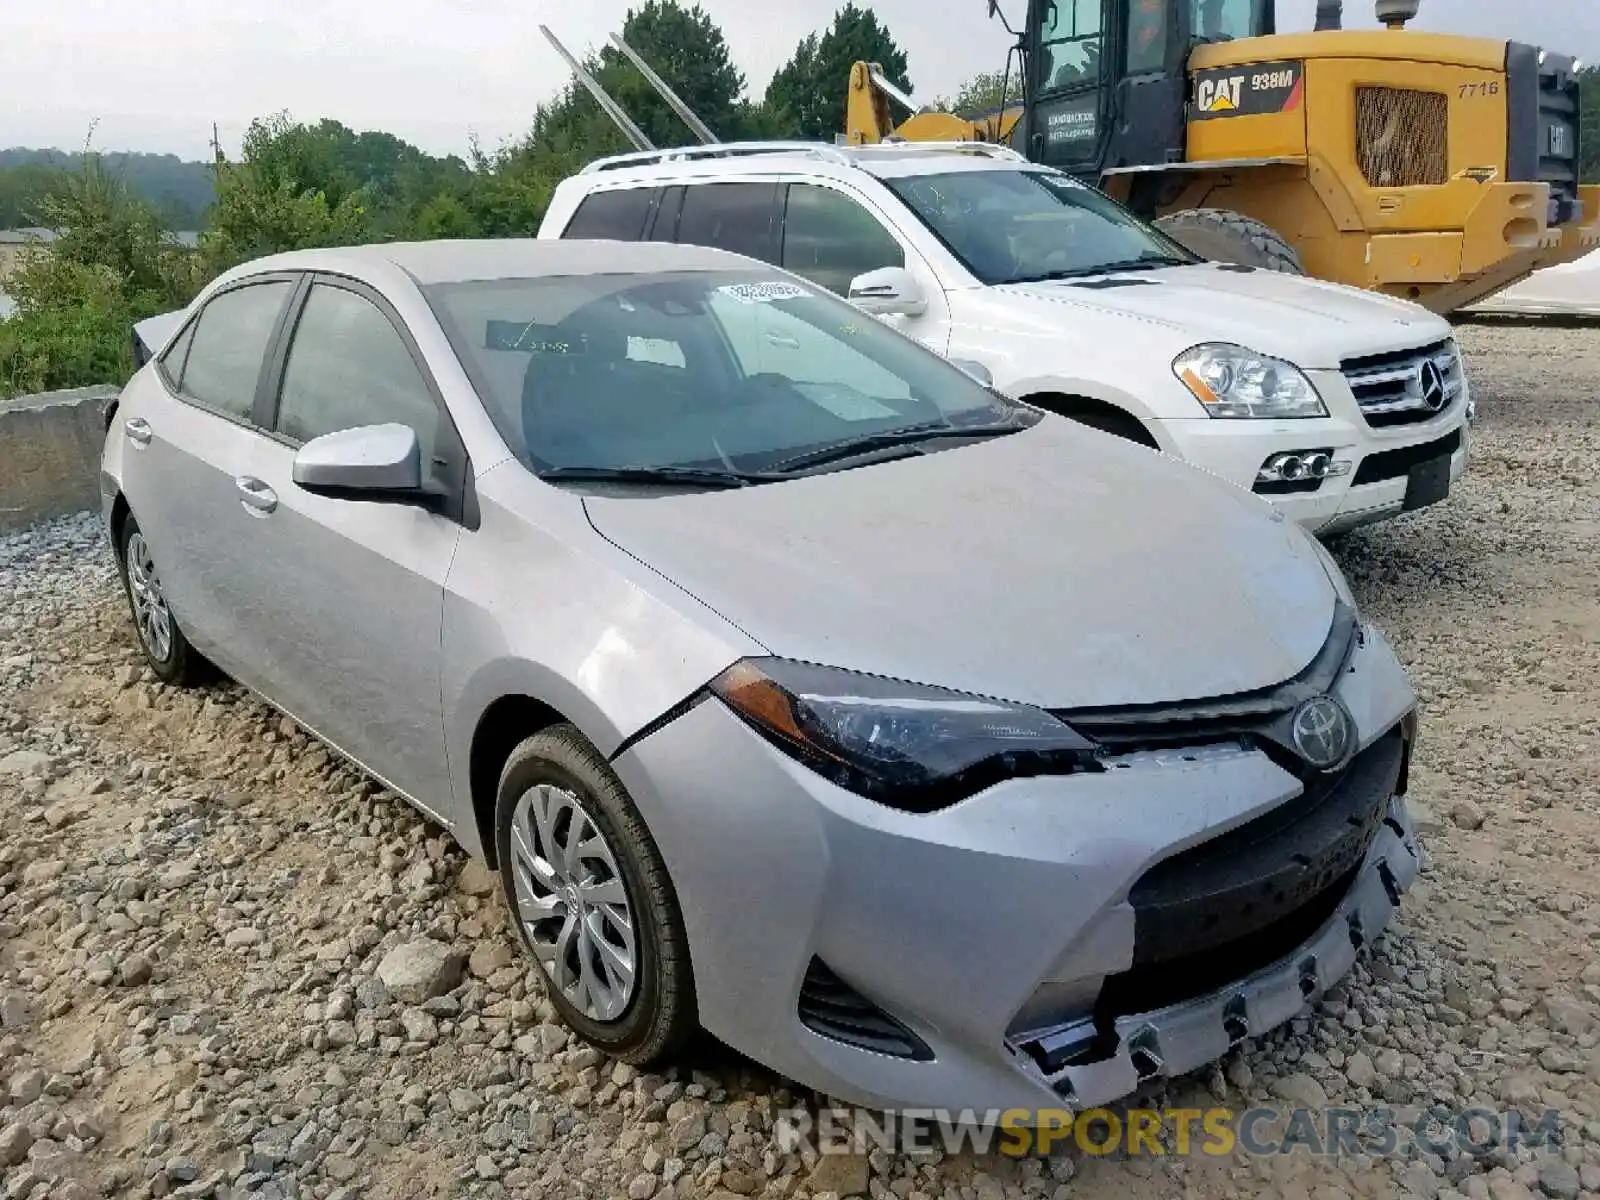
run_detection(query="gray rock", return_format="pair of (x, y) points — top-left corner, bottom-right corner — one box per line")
(1449, 801), (1486, 831)
(375, 939), (465, 1004)
(1347, 1051), (1379, 1090)
(0, 1121), (32, 1167)
(9, 1066), (46, 1104)
(1270, 1072), (1328, 1110)
(118, 952), (153, 986)
(1536, 1161), (1581, 1200)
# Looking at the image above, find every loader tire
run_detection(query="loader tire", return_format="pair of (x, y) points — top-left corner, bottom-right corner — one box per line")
(1155, 208), (1304, 274)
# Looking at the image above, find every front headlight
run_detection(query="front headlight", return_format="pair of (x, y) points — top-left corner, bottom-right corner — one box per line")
(1173, 343), (1328, 419)
(709, 658), (1100, 812)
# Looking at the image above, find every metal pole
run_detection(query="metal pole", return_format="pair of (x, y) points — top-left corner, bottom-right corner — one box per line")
(609, 34), (720, 145)
(539, 25), (655, 152)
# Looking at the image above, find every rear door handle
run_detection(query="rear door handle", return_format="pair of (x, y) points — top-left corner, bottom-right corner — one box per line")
(124, 417), (153, 447)
(235, 476), (278, 515)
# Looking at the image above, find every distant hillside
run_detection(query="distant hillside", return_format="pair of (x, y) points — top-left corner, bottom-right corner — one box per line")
(0, 148), (214, 230)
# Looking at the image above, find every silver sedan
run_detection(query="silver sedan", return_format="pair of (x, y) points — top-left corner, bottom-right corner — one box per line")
(100, 238), (1424, 1112)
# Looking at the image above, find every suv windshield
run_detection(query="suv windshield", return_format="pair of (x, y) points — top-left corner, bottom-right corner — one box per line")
(885, 169), (1198, 286)
(424, 270), (1033, 481)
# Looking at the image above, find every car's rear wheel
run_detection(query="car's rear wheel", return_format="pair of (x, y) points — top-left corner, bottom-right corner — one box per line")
(494, 724), (696, 1064)
(117, 515), (208, 686)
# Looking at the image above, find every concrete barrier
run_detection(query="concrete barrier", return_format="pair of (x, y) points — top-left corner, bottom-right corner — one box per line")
(0, 385), (118, 533)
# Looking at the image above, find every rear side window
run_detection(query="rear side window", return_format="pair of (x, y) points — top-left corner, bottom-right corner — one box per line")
(781, 184), (906, 296)
(173, 280), (294, 421)
(562, 188), (657, 241)
(673, 182), (778, 264)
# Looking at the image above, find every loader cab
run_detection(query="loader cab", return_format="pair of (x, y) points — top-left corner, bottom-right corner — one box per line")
(1019, 0), (1274, 177)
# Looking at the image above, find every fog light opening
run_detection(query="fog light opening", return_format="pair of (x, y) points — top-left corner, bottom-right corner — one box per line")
(1256, 449), (1346, 485)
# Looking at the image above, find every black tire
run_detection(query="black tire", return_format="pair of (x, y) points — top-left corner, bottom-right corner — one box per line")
(115, 513), (209, 687)
(1154, 208), (1304, 274)
(494, 724), (696, 1065)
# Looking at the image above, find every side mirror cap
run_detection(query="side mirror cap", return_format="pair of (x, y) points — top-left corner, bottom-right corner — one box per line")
(291, 423), (424, 501)
(847, 266), (929, 317)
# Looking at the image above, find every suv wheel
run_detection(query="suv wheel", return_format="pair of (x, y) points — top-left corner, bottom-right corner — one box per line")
(117, 515), (209, 686)
(494, 724), (696, 1064)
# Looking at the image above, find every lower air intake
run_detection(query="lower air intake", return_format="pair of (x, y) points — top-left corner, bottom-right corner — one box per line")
(797, 958), (933, 1061)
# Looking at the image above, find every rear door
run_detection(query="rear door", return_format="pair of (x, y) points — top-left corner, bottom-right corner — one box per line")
(114, 274), (300, 676)
(229, 274), (467, 811)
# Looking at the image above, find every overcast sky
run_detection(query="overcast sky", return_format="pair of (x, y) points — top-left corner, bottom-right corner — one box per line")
(2, 1), (1595, 160)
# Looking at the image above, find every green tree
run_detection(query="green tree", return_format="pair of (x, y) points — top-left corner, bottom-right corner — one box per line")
(765, 4), (912, 140)
(938, 70), (1018, 117)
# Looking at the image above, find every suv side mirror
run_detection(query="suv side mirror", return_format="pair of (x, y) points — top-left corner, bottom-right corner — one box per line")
(292, 423), (426, 504)
(848, 267), (929, 317)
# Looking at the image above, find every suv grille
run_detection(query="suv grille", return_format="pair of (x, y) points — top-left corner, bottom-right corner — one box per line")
(1356, 87), (1448, 188)
(1341, 338), (1463, 428)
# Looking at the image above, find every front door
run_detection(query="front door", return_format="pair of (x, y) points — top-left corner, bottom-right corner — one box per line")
(233, 276), (467, 813)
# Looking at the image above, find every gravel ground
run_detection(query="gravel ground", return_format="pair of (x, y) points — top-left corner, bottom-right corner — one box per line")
(1, 321), (1598, 1200)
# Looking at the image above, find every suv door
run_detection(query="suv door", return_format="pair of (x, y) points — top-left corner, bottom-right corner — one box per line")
(115, 274), (298, 676)
(232, 275), (467, 813)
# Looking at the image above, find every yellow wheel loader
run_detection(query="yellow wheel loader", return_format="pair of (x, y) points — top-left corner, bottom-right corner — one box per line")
(844, 0), (1599, 314)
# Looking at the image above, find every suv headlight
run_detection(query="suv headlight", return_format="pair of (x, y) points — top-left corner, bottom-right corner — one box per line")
(710, 658), (1100, 812)
(1173, 343), (1328, 419)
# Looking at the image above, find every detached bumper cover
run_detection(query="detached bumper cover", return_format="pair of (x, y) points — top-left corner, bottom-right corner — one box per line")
(1012, 793), (1421, 1107)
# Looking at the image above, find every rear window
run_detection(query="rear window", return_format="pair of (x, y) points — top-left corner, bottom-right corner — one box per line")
(673, 183), (779, 264)
(562, 188), (657, 241)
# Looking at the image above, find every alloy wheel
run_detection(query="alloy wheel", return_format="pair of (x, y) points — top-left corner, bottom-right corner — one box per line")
(125, 532), (173, 663)
(509, 782), (638, 1022)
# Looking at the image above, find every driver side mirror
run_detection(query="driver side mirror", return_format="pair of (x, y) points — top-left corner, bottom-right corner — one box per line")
(847, 267), (929, 318)
(291, 423), (428, 505)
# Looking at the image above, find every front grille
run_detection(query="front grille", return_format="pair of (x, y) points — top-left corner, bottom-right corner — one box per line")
(1356, 87), (1448, 188)
(797, 958), (933, 1061)
(1341, 338), (1464, 428)
(1096, 727), (1406, 1020)
(1352, 428), (1462, 486)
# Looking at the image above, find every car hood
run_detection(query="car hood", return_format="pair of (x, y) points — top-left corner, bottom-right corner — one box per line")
(993, 263), (1451, 369)
(582, 420), (1338, 710)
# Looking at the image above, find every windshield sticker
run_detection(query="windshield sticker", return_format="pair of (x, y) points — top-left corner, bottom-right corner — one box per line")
(716, 281), (810, 305)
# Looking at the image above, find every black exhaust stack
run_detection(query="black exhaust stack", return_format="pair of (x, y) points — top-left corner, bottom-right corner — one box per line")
(1314, 0), (1343, 30)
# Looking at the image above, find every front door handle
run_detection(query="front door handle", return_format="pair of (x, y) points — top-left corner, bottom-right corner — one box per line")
(124, 417), (153, 447)
(235, 476), (278, 515)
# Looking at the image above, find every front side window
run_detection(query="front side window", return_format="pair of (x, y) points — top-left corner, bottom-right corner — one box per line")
(1037, 0), (1103, 90)
(424, 270), (1028, 478)
(886, 169), (1196, 286)
(275, 283), (441, 468)
(780, 184), (905, 296)
(1126, 0), (1168, 73)
(1194, 0), (1270, 41)
(172, 280), (294, 421)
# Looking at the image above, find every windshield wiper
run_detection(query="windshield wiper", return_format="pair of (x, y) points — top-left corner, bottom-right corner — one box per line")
(536, 465), (779, 489)
(1009, 253), (1192, 285)
(768, 419), (1026, 474)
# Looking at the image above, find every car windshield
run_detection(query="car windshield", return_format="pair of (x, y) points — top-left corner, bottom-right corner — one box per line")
(884, 169), (1199, 286)
(423, 270), (1032, 481)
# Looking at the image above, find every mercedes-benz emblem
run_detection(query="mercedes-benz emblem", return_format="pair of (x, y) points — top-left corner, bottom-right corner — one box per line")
(1416, 359), (1447, 412)
(1290, 695), (1355, 771)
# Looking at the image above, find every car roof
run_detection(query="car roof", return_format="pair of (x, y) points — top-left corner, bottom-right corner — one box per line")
(215, 237), (763, 287)
(570, 142), (1047, 188)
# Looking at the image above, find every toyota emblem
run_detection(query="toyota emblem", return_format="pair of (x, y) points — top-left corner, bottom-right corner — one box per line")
(1290, 696), (1355, 771)
(1416, 359), (1447, 412)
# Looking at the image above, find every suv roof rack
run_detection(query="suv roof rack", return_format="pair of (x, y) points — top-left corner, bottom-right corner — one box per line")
(855, 139), (1027, 161)
(581, 141), (857, 173)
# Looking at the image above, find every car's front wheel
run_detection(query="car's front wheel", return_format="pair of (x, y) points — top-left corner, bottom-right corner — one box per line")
(116, 514), (209, 686)
(494, 724), (696, 1065)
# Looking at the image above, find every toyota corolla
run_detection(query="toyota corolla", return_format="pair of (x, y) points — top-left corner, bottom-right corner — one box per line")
(100, 238), (1424, 1111)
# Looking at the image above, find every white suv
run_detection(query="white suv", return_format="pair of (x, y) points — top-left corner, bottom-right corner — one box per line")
(538, 141), (1471, 536)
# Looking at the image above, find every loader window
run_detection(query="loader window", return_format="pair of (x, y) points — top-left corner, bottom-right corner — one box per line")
(1126, 0), (1168, 74)
(1037, 0), (1103, 91)
(1193, 0), (1270, 42)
